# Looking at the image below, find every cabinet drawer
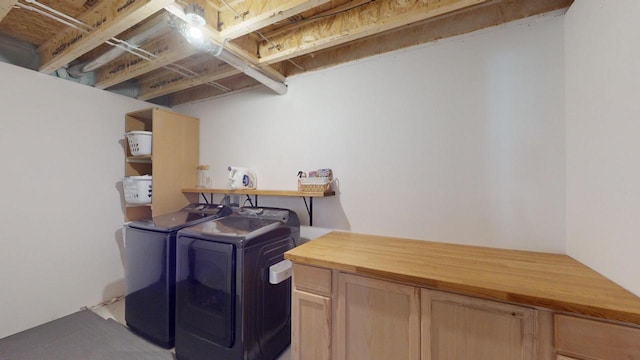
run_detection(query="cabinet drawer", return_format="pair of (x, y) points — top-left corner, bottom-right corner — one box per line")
(555, 314), (640, 359)
(293, 264), (332, 296)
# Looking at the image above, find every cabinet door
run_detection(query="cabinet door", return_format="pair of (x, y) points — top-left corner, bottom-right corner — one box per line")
(422, 289), (536, 360)
(292, 289), (332, 360)
(336, 273), (420, 360)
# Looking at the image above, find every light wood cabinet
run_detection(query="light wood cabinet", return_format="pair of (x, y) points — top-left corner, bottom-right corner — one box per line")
(422, 289), (536, 360)
(292, 289), (332, 360)
(554, 314), (640, 360)
(124, 107), (198, 221)
(286, 232), (640, 360)
(291, 264), (333, 360)
(291, 265), (539, 360)
(336, 273), (420, 360)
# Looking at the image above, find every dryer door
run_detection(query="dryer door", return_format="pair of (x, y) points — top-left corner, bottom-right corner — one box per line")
(176, 237), (236, 348)
(124, 227), (175, 347)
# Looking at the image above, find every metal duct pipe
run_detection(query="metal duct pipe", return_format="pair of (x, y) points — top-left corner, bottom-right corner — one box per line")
(178, 28), (287, 94)
(168, 5), (287, 95)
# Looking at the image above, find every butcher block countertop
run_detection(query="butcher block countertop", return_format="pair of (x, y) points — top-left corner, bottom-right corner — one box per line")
(284, 231), (640, 326)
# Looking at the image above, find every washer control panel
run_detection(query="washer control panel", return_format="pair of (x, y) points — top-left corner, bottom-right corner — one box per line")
(238, 208), (290, 223)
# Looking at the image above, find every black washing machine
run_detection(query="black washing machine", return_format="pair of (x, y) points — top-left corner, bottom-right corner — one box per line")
(174, 207), (300, 360)
(125, 203), (232, 348)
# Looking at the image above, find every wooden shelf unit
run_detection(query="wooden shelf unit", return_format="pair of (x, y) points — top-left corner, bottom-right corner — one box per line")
(124, 107), (199, 221)
(182, 188), (336, 226)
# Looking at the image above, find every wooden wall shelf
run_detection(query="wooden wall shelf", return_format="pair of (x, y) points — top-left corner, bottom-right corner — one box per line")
(126, 155), (152, 163)
(182, 188), (335, 197)
(182, 188), (336, 226)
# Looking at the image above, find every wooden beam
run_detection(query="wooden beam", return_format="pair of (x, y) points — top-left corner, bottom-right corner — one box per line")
(205, 0), (243, 12)
(259, 0), (371, 40)
(164, 2), (285, 82)
(218, 0), (332, 40)
(167, 73), (260, 106)
(0, 0), (18, 22)
(137, 55), (240, 100)
(94, 31), (197, 89)
(282, 0), (572, 76)
(258, 0), (493, 65)
(38, 0), (171, 73)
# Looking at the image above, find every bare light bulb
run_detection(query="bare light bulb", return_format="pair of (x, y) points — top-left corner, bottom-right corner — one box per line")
(188, 26), (202, 40)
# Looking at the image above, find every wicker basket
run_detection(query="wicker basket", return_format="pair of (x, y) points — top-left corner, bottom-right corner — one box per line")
(298, 178), (331, 192)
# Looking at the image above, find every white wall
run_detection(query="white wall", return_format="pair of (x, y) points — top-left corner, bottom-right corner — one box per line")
(0, 62), (151, 338)
(565, 0), (640, 296)
(179, 14), (566, 253)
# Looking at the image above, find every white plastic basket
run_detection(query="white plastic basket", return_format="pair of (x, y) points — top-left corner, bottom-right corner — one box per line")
(125, 131), (152, 156)
(124, 175), (152, 204)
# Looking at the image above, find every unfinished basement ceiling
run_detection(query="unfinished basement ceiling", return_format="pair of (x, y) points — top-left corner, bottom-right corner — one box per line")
(0, 0), (573, 107)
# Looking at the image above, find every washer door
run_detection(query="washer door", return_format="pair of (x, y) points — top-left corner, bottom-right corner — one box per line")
(176, 237), (235, 348)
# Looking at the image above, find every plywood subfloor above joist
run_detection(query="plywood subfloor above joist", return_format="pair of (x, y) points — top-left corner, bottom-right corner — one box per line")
(0, 0), (574, 105)
(0, 1), (19, 23)
(256, 0), (495, 64)
(280, 0), (574, 77)
(37, 0), (171, 73)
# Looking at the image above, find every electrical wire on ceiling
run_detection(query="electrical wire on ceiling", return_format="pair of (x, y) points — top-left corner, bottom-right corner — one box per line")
(13, 0), (231, 93)
(163, 61), (231, 92)
(285, 0), (376, 26)
(14, 1), (91, 33)
(14, 1), (158, 66)
(14, 0), (285, 94)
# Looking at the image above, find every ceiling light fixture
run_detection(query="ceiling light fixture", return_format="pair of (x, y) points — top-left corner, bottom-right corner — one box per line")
(174, 4), (287, 95)
(184, 4), (206, 27)
(181, 4), (205, 45)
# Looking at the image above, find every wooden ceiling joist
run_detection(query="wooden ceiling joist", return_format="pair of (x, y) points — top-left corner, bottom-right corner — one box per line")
(38, 0), (170, 74)
(282, 0), (573, 77)
(94, 31), (197, 89)
(257, 0), (371, 40)
(218, 0), (332, 40)
(257, 0), (492, 65)
(166, 73), (260, 106)
(0, 1), (19, 23)
(137, 56), (240, 100)
(0, 0), (575, 103)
